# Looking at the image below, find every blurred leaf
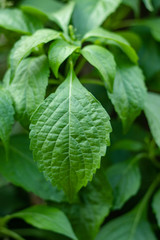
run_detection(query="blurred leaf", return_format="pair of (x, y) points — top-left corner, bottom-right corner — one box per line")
(0, 8), (43, 34)
(107, 157), (141, 209)
(144, 92), (160, 148)
(122, 0), (140, 17)
(152, 189), (160, 227)
(112, 139), (144, 152)
(143, 0), (154, 11)
(20, 0), (75, 33)
(81, 45), (116, 92)
(72, 0), (122, 37)
(0, 134), (66, 202)
(9, 205), (77, 240)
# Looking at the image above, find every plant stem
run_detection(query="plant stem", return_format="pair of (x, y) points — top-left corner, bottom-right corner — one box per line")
(75, 58), (86, 75)
(48, 79), (61, 85)
(80, 78), (104, 86)
(0, 228), (25, 240)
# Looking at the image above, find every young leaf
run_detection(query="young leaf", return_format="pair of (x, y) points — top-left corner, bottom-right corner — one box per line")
(9, 205), (77, 240)
(96, 208), (157, 240)
(144, 92), (160, 148)
(9, 55), (49, 127)
(0, 89), (14, 152)
(9, 28), (60, 76)
(143, 0), (154, 11)
(83, 28), (138, 63)
(72, 0), (122, 37)
(20, 0), (75, 33)
(109, 59), (146, 132)
(0, 8), (42, 34)
(107, 158), (141, 209)
(81, 45), (116, 92)
(152, 189), (160, 227)
(49, 39), (79, 78)
(30, 67), (112, 200)
(58, 170), (113, 240)
(0, 134), (65, 202)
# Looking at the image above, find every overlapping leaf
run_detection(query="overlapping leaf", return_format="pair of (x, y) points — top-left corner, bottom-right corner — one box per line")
(49, 39), (79, 78)
(30, 67), (111, 200)
(83, 28), (138, 63)
(81, 45), (116, 92)
(9, 55), (49, 127)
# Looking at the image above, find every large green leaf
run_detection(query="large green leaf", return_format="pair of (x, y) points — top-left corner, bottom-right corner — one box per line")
(96, 208), (157, 240)
(72, 0), (122, 37)
(81, 45), (116, 92)
(107, 158), (141, 209)
(49, 39), (79, 78)
(0, 8), (42, 34)
(58, 170), (113, 240)
(20, 0), (75, 33)
(9, 29), (60, 77)
(0, 134), (65, 202)
(152, 189), (160, 227)
(7, 205), (77, 240)
(109, 59), (146, 131)
(144, 92), (160, 148)
(0, 89), (14, 151)
(83, 28), (138, 63)
(30, 67), (111, 200)
(8, 55), (49, 127)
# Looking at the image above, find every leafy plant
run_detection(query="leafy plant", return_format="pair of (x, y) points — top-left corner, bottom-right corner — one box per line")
(0, 0), (160, 239)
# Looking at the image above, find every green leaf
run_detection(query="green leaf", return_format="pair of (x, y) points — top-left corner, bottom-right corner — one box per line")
(83, 27), (138, 63)
(9, 205), (77, 240)
(72, 0), (122, 37)
(107, 157), (141, 209)
(30, 67), (112, 200)
(9, 28), (60, 77)
(8, 55), (49, 127)
(96, 208), (157, 240)
(0, 174), (8, 188)
(122, 0), (140, 17)
(81, 45), (116, 92)
(0, 134), (65, 202)
(58, 170), (113, 240)
(109, 59), (146, 132)
(0, 89), (14, 151)
(20, 0), (75, 33)
(143, 0), (154, 11)
(49, 39), (79, 78)
(0, 8), (42, 34)
(152, 189), (160, 227)
(144, 92), (160, 148)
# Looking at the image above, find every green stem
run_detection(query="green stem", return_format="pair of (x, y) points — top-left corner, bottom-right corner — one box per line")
(75, 58), (86, 75)
(80, 78), (104, 86)
(0, 228), (25, 240)
(48, 79), (61, 85)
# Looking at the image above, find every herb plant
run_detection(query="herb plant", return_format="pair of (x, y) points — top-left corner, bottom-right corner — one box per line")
(0, 0), (160, 239)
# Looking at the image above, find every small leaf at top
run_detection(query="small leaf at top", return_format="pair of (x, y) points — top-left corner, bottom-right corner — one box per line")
(30, 67), (112, 200)
(144, 92), (160, 148)
(83, 27), (138, 63)
(8, 55), (49, 127)
(81, 45), (116, 92)
(143, 0), (154, 11)
(49, 39), (79, 78)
